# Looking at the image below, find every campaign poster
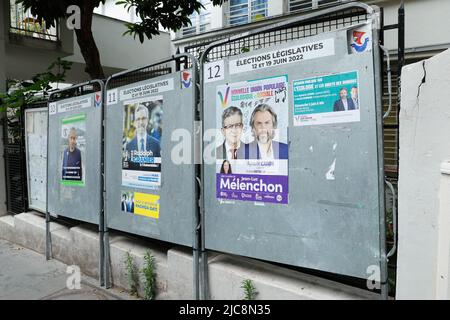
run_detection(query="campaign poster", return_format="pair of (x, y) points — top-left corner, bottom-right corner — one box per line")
(215, 75), (289, 205)
(60, 114), (86, 186)
(121, 191), (160, 219)
(122, 96), (163, 190)
(293, 71), (360, 126)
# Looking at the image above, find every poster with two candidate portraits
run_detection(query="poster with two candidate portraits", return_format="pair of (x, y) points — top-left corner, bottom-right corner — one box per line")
(293, 71), (360, 126)
(215, 75), (289, 205)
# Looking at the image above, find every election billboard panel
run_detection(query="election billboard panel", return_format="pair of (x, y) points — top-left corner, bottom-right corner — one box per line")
(47, 88), (103, 224)
(202, 23), (383, 279)
(104, 64), (197, 247)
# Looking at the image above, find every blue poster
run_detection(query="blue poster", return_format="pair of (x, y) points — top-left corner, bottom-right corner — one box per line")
(293, 71), (359, 126)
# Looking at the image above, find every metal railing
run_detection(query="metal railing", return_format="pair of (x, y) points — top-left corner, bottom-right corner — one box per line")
(9, 0), (58, 41)
(185, 6), (369, 63)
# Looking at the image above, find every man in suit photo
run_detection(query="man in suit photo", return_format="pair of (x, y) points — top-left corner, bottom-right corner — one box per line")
(351, 86), (359, 110)
(243, 104), (288, 160)
(126, 104), (161, 159)
(149, 101), (163, 143)
(333, 87), (356, 112)
(216, 106), (244, 160)
(62, 127), (83, 181)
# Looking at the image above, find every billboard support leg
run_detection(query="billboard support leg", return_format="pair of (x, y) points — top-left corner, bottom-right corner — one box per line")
(193, 247), (199, 299)
(45, 211), (52, 260)
(99, 224), (105, 286)
(104, 229), (111, 289)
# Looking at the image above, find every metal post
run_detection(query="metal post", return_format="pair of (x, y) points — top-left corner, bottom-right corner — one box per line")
(198, 51), (208, 301)
(372, 13), (389, 300)
(45, 98), (51, 261)
(102, 79), (111, 289)
(99, 80), (106, 287)
(398, 2), (405, 78)
(396, 1), (405, 178)
(193, 177), (200, 299)
(104, 229), (111, 288)
(99, 212), (104, 286)
(192, 56), (201, 300)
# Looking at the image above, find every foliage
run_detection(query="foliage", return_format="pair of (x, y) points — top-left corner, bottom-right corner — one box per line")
(241, 279), (258, 300)
(142, 250), (157, 300)
(124, 251), (140, 296)
(116, 0), (224, 43)
(17, 0), (225, 78)
(0, 58), (72, 114)
(0, 57), (68, 145)
(16, 0), (105, 29)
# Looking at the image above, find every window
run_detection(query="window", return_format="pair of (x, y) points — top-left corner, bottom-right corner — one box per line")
(289, 0), (343, 13)
(228, 0), (268, 26)
(94, 0), (142, 23)
(182, 0), (212, 36)
(9, 0), (58, 41)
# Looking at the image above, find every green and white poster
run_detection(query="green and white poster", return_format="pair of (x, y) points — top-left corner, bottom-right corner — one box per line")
(60, 114), (86, 186)
(293, 71), (359, 126)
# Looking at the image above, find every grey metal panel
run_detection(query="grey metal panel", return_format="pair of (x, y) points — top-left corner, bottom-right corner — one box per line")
(25, 107), (47, 213)
(203, 26), (382, 279)
(105, 71), (196, 247)
(47, 92), (102, 225)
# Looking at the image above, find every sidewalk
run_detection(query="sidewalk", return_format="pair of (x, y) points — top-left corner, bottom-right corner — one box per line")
(0, 238), (134, 300)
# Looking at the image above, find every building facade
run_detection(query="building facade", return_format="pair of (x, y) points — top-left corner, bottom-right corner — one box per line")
(0, 0), (171, 216)
(172, 0), (450, 186)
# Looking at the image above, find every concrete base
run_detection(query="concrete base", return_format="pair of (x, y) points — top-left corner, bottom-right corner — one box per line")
(108, 235), (169, 298)
(0, 211), (380, 300)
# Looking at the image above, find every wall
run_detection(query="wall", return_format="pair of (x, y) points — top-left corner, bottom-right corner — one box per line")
(0, 212), (381, 300)
(4, 12), (170, 84)
(377, 0), (450, 54)
(436, 161), (450, 298)
(95, 0), (140, 23)
(66, 14), (171, 72)
(396, 48), (450, 299)
(175, 0), (450, 58)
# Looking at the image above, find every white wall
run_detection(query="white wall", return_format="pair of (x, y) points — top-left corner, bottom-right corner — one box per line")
(368, 0), (450, 52)
(396, 48), (450, 299)
(94, 0), (141, 23)
(210, 3), (224, 30)
(66, 14), (171, 71)
(436, 162), (450, 299)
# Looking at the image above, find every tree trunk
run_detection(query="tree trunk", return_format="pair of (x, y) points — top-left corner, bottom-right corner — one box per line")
(74, 0), (105, 79)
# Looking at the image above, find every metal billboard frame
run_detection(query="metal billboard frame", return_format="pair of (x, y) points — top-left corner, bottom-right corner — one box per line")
(103, 53), (202, 298)
(24, 106), (47, 213)
(199, 1), (388, 299)
(46, 80), (106, 286)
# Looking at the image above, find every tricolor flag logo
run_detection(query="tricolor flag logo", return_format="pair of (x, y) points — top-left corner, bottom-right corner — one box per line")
(95, 92), (102, 108)
(351, 30), (370, 53)
(181, 71), (192, 88)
